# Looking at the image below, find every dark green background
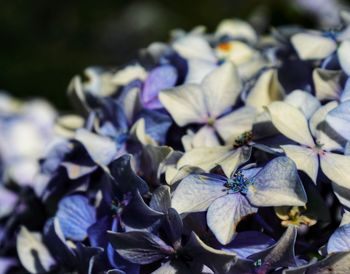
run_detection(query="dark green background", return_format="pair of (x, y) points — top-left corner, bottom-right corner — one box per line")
(0, 0), (328, 110)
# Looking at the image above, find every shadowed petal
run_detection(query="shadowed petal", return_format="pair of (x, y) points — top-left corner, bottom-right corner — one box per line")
(223, 231), (275, 258)
(249, 226), (298, 272)
(107, 231), (174, 265)
(75, 129), (117, 166)
(183, 232), (236, 274)
(17, 227), (56, 274)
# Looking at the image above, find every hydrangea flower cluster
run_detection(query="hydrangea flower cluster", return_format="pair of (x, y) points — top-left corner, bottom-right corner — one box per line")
(2, 16), (350, 273)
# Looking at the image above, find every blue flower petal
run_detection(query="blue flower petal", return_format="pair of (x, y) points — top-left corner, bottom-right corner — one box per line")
(56, 195), (96, 241)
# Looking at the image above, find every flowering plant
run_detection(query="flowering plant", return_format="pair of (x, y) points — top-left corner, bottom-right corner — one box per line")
(2, 15), (350, 274)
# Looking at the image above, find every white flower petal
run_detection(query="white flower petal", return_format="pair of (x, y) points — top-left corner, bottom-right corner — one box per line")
(245, 69), (283, 112)
(326, 100), (350, 141)
(247, 157), (307, 207)
(173, 35), (216, 63)
(284, 90), (320, 119)
(17, 227), (56, 274)
(281, 145), (319, 183)
(291, 33), (336, 60)
(171, 174), (225, 213)
(320, 152), (350, 193)
(159, 84), (207, 126)
(207, 194), (257, 245)
(338, 40), (350, 75)
(185, 59), (216, 84)
(215, 106), (256, 144)
(177, 146), (249, 177)
(215, 19), (257, 43)
(201, 62), (241, 118)
(310, 101), (343, 151)
(266, 101), (315, 147)
(191, 125), (220, 148)
(312, 69), (342, 101)
(75, 128), (117, 166)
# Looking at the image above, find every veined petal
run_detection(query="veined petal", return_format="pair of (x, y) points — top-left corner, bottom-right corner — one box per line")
(171, 174), (226, 213)
(327, 223), (350, 253)
(142, 65), (177, 107)
(56, 195), (96, 241)
(183, 232), (237, 274)
(284, 90), (320, 119)
(266, 101), (315, 147)
(281, 145), (319, 183)
(207, 194), (257, 245)
(215, 106), (256, 145)
(320, 152), (350, 192)
(247, 157), (307, 207)
(201, 62), (241, 118)
(159, 84), (207, 126)
(291, 33), (336, 60)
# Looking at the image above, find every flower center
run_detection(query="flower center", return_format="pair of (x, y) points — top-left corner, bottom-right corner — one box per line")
(207, 117), (215, 126)
(312, 141), (325, 156)
(275, 206), (317, 228)
(234, 131), (253, 148)
(224, 171), (252, 195)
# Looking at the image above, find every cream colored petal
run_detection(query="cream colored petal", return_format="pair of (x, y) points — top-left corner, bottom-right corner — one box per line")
(159, 84), (207, 126)
(266, 101), (315, 147)
(201, 62), (241, 118)
(281, 145), (319, 183)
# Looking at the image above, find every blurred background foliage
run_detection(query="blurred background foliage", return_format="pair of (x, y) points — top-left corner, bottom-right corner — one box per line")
(0, 0), (348, 110)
